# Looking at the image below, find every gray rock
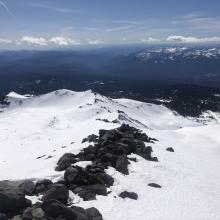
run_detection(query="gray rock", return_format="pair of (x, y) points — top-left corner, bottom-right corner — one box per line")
(115, 155), (129, 175)
(42, 184), (69, 204)
(0, 188), (31, 213)
(119, 191), (138, 200)
(86, 207), (103, 220)
(31, 208), (45, 218)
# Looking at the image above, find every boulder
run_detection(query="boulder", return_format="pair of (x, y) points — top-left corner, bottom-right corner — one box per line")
(77, 189), (96, 201)
(0, 189), (31, 213)
(64, 166), (79, 184)
(119, 191), (138, 200)
(19, 180), (35, 196)
(71, 206), (90, 220)
(56, 153), (78, 171)
(42, 184), (69, 204)
(115, 155), (129, 175)
(93, 173), (114, 187)
(148, 183), (162, 188)
(82, 134), (98, 143)
(31, 208), (45, 218)
(86, 184), (107, 196)
(42, 199), (77, 220)
(35, 179), (53, 194)
(166, 147), (174, 152)
(86, 207), (103, 220)
(22, 205), (45, 219)
(0, 213), (7, 220)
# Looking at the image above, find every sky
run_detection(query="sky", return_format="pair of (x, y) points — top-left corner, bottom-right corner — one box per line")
(0, 0), (220, 48)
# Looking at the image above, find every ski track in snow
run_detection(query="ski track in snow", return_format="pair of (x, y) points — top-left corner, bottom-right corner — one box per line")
(0, 89), (220, 220)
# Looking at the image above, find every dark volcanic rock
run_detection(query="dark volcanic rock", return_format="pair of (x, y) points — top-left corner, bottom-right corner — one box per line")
(56, 153), (78, 171)
(70, 206), (90, 220)
(64, 166), (88, 185)
(22, 204), (45, 220)
(119, 191), (138, 200)
(0, 188), (31, 214)
(42, 199), (103, 220)
(115, 155), (129, 175)
(56, 124), (158, 203)
(148, 183), (162, 188)
(82, 134), (98, 143)
(19, 180), (35, 196)
(42, 184), (69, 204)
(86, 184), (107, 196)
(93, 173), (114, 187)
(35, 179), (53, 194)
(42, 199), (77, 220)
(166, 147), (174, 152)
(86, 207), (103, 220)
(0, 213), (7, 220)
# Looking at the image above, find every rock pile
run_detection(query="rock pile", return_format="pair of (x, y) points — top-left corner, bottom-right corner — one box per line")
(0, 180), (102, 220)
(56, 124), (158, 201)
(0, 124), (158, 219)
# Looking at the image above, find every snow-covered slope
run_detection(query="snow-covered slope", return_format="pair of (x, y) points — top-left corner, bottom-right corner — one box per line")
(0, 89), (220, 220)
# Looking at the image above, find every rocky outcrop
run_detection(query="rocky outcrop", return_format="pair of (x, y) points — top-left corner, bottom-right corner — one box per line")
(56, 124), (158, 201)
(0, 124), (158, 219)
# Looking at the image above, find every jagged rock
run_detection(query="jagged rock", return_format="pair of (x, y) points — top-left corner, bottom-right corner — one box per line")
(119, 191), (138, 200)
(0, 188), (31, 214)
(148, 183), (162, 188)
(58, 124), (158, 204)
(19, 180), (35, 196)
(70, 206), (90, 220)
(56, 153), (78, 171)
(42, 184), (69, 204)
(128, 157), (137, 162)
(99, 129), (117, 142)
(11, 215), (22, 220)
(22, 204), (45, 219)
(115, 155), (129, 175)
(166, 147), (174, 152)
(82, 134), (98, 143)
(86, 184), (107, 196)
(93, 173), (114, 187)
(0, 213), (7, 220)
(64, 166), (81, 184)
(77, 189), (96, 201)
(31, 207), (45, 218)
(42, 199), (77, 220)
(35, 179), (53, 194)
(86, 207), (103, 220)
(71, 184), (107, 201)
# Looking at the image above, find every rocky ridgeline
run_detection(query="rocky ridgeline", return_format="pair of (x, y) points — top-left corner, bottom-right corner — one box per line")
(0, 124), (158, 220)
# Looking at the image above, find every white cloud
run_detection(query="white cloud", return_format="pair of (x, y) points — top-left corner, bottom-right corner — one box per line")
(141, 37), (160, 43)
(87, 39), (103, 45)
(0, 38), (12, 44)
(50, 36), (80, 46)
(167, 35), (220, 43)
(21, 36), (48, 46)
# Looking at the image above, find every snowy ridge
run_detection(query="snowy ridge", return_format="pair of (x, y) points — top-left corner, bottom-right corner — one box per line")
(136, 47), (220, 62)
(0, 89), (220, 219)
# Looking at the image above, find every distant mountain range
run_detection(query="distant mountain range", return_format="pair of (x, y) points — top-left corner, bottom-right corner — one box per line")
(0, 46), (220, 90)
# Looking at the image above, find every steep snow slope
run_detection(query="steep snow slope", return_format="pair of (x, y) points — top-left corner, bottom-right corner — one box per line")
(0, 89), (220, 220)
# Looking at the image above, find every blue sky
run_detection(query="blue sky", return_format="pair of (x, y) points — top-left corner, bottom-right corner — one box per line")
(0, 0), (220, 48)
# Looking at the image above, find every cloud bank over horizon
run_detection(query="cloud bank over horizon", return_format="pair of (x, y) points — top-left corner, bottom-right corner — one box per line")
(0, 0), (220, 48)
(0, 35), (220, 48)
